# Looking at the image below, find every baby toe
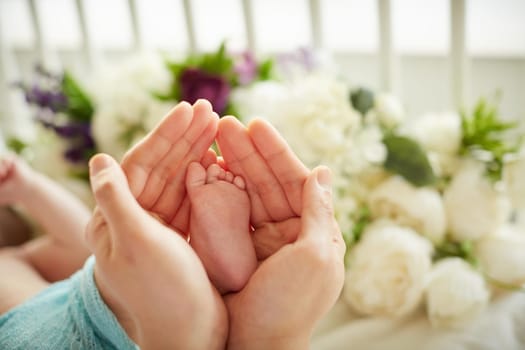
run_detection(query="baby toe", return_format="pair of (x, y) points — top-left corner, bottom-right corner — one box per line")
(206, 163), (223, 183)
(233, 175), (246, 190)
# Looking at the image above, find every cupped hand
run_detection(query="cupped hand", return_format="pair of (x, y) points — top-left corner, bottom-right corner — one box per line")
(217, 118), (346, 349)
(86, 153), (227, 350)
(120, 99), (219, 237)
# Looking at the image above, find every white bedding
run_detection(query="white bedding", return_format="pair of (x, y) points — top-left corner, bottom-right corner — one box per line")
(312, 293), (525, 350)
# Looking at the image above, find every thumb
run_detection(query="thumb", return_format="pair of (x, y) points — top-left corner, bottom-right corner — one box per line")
(299, 166), (337, 240)
(89, 153), (144, 232)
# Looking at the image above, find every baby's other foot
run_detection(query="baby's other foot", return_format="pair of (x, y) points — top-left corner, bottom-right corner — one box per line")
(0, 155), (33, 206)
(186, 162), (256, 293)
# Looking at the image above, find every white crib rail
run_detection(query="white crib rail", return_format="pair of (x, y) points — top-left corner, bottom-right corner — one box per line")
(0, 0), (523, 131)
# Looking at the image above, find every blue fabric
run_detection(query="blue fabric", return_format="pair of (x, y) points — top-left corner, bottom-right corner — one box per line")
(0, 256), (138, 350)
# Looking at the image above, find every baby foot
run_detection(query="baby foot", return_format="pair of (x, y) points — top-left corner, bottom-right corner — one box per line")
(0, 155), (33, 206)
(186, 163), (257, 293)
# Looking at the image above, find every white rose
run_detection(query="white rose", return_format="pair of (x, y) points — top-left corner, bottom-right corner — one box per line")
(503, 154), (525, 208)
(343, 125), (387, 175)
(368, 176), (447, 243)
(26, 127), (71, 179)
(93, 91), (171, 160)
(231, 81), (287, 122)
(344, 223), (433, 317)
(261, 74), (359, 169)
(444, 160), (511, 241)
(476, 225), (525, 286)
(373, 93), (405, 129)
(403, 112), (462, 155)
(91, 53), (171, 102)
(426, 258), (490, 328)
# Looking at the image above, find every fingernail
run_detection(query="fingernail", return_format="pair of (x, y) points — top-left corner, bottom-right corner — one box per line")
(89, 154), (113, 176)
(316, 167), (332, 191)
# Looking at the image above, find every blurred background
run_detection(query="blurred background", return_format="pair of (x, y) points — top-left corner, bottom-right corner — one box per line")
(1, 0), (524, 135)
(2, 3), (525, 343)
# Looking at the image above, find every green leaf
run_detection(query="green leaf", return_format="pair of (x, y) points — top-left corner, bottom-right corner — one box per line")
(460, 97), (521, 182)
(383, 134), (436, 187)
(433, 240), (478, 267)
(61, 71), (94, 122)
(198, 41), (234, 76)
(6, 137), (27, 154)
(350, 87), (374, 116)
(257, 59), (274, 81)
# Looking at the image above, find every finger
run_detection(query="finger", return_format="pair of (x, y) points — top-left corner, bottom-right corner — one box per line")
(201, 148), (217, 168)
(217, 117), (289, 225)
(299, 166), (345, 259)
(148, 100), (219, 224)
(248, 119), (309, 216)
(252, 218), (301, 260)
(121, 101), (194, 198)
(186, 162), (206, 194)
(89, 153), (146, 246)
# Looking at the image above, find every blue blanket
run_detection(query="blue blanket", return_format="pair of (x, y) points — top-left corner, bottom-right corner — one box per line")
(0, 256), (137, 350)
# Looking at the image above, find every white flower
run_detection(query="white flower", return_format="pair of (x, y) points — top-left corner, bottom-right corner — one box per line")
(368, 176), (447, 243)
(92, 91), (172, 160)
(372, 93), (405, 128)
(503, 154), (525, 208)
(343, 223), (433, 317)
(231, 81), (287, 122)
(476, 225), (525, 286)
(25, 126), (71, 179)
(403, 112), (462, 155)
(444, 160), (511, 241)
(258, 74), (359, 168)
(90, 54), (173, 160)
(343, 124), (387, 174)
(426, 258), (490, 328)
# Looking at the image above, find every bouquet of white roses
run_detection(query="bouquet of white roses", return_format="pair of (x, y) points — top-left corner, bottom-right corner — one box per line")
(234, 71), (525, 328)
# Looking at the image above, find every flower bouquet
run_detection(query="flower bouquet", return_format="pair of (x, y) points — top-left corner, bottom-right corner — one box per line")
(13, 65), (96, 181)
(233, 72), (525, 328)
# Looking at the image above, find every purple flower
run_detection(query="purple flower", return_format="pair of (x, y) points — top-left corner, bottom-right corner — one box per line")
(179, 68), (230, 114)
(25, 85), (67, 112)
(277, 47), (317, 73)
(64, 146), (87, 163)
(234, 52), (257, 85)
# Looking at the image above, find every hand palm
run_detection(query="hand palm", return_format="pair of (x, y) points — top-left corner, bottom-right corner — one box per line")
(120, 101), (218, 236)
(87, 152), (227, 349)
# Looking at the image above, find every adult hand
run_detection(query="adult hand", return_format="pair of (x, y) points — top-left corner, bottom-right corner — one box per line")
(217, 117), (308, 255)
(84, 101), (226, 349)
(86, 153), (227, 350)
(217, 118), (346, 349)
(120, 99), (219, 237)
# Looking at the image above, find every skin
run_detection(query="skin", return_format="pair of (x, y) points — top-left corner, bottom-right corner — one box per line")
(88, 105), (345, 349)
(0, 99), (346, 349)
(0, 155), (91, 313)
(216, 117), (346, 349)
(186, 162), (256, 294)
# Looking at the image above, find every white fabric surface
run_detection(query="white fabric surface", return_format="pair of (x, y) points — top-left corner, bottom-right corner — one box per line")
(312, 293), (525, 350)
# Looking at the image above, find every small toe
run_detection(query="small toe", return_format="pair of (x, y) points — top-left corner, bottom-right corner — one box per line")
(206, 164), (223, 183)
(186, 162), (207, 195)
(233, 175), (246, 190)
